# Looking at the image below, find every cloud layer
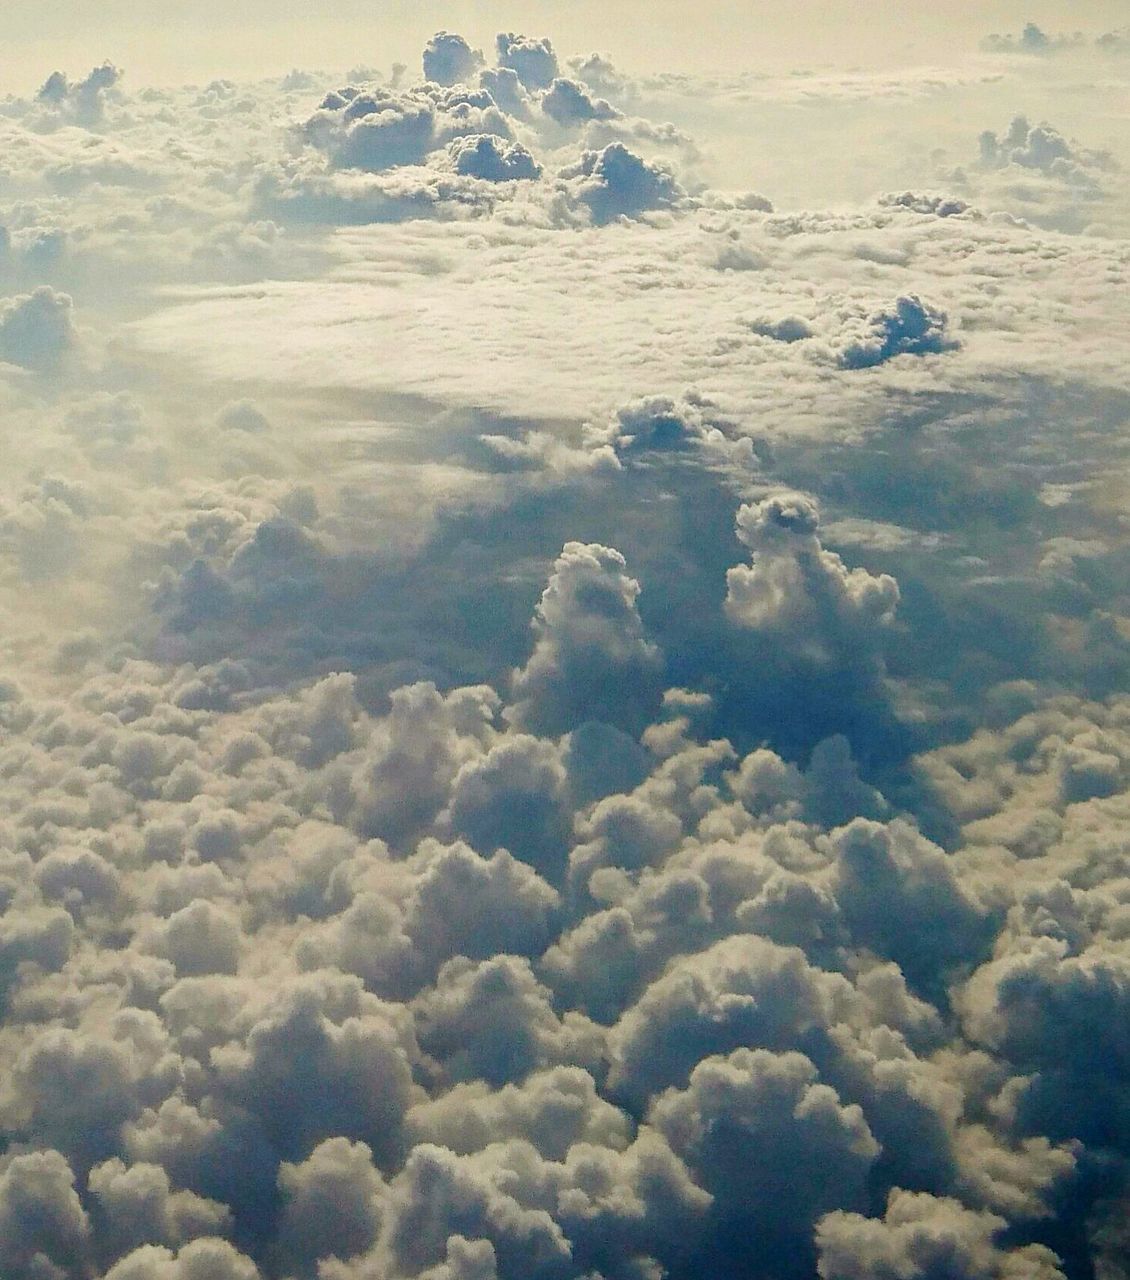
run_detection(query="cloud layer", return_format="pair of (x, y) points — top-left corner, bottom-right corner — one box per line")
(0, 16), (1126, 1280)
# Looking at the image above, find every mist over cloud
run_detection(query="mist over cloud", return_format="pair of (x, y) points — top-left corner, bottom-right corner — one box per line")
(0, 9), (1127, 1280)
(981, 20), (1130, 56)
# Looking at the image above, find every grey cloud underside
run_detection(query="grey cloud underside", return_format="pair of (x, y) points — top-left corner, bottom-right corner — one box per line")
(0, 20), (1128, 1280)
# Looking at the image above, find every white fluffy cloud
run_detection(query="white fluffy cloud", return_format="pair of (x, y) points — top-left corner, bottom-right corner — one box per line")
(725, 493), (900, 668)
(507, 541), (662, 736)
(423, 33), (484, 89)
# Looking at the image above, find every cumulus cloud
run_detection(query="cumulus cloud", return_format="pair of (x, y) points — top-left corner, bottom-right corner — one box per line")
(0, 287), (76, 370)
(652, 1048), (878, 1274)
(879, 191), (970, 217)
(557, 142), (683, 222)
(541, 78), (619, 127)
(507, 541), (663, 736)
(817, 1188), (1067, 1279)
(0, 15), (1126, 1280)
(981, 22), (1072, 55)
(978, 116), (1115, 187)
(423, 33), (484, 88)
(725, 493), (900, 665)
(273, 1138), (384, 1274)
(35, 62), (122, 126)
(981, 22), (1130, 57)
(306, 87), (447, 172)
(836, 294), (958, 369)
(447, 134), (541, 182)
(495, 33), (560, 91)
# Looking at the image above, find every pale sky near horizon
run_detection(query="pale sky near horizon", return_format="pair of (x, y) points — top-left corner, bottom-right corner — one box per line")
(4, 0), (1130, 87)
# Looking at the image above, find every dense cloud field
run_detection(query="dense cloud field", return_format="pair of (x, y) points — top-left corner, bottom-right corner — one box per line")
(0, 13), (1129, 1280)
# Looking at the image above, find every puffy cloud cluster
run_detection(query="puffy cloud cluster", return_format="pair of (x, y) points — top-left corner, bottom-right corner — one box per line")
(304, 83), (513, 174)
(423, 33), (484, 88)
(0, 436), (1122, 1273)
(981, 22), (1080, 55)
(982, 22), (1130, 56)
(495, 33), (560, 92)
(835, 295), (958, 369)
(541, 78), (620, 128)
(258, 34), (693, 228)
(0, 286), (76, 370)
(0, 556), (1096, 1280)
(817, 1189), (1067, 1279)
(584, 393), (757, 477)
(0, 16), (1127, 1280)
(448, 135), (541, 183)
(978, 116), (1115, 188)
(725, 494), (900, 670)
(878, 191), (971, 217)
(557, 142), (683, 223)
(33, 62), (123, 127)
(508, 541), (663, 736)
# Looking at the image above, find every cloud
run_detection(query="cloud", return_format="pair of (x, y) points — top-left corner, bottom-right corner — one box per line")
(651, 1048), (878, 1274)
(746, 313), (814, 343)
(818, 1191), (1068, 1279)
(133, 206), (1130, 422)
(405, 1065), (629, 1161)
(836, 295), (958, 369)
(444, 735), (572, 879)
(448, 134), (541, 182)
(0, 19), (1126, 1280)
(1095, 28), (1130, 54)
(423, 33), (484, 88)
(981, 22), (1070, 56)
(34, 62), (123, 127)
(361, 1129), (708, 1280)
(307, 89), (443, 173)
(557, 142), (683, 223)
(404, 843), (560, 977)
(879, 191), (970, 217)
(301, 80), (524, 184)
(978, 116), (1115, 187)
(273, 1138), (384, 1276)
(215, 400), (271, 433)
(88, 1159), (232, 1261)
(606, 932), (853, 1108)
(725, 493), (900, 666)
(565, 53), (637, 107)
(0, 1149), (91, 1279)
(981, 22), (1130, 58)
(495, 34), (560, 92)
(0, 286), (76, 370)
(507, 541), (663, 736)
(541, 78), (619, 127)
(828, 818), (991, 997)
(103, 1238), (261, 1280)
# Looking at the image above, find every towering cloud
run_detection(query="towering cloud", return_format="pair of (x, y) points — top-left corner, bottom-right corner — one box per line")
(423, 33), (484, 87)
(495, 34), (560, 91)
(0, 286), (76, 369)
(725, 494), (899, 666)
(508, 542), (663, 736)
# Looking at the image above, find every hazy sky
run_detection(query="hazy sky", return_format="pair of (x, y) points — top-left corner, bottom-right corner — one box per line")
(4, 0), (1129, 84)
